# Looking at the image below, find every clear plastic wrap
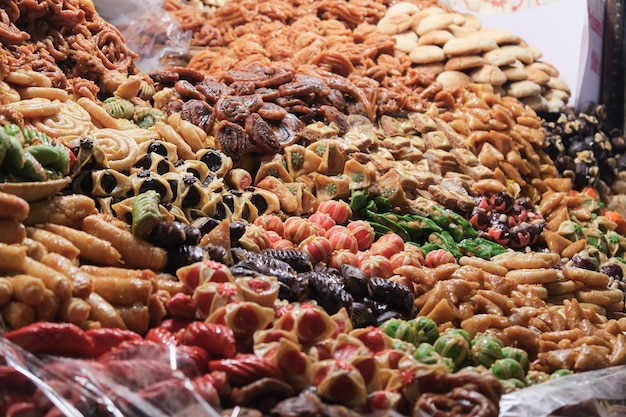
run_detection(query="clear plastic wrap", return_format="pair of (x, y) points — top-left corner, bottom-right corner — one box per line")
(0, 336), (223, 416)
(93, 0), (192, 72)
(500, 366), (626, 417)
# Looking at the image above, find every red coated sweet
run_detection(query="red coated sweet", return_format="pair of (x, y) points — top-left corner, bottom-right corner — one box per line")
(347, 220), (376, 250)
(370, 233), (405, 258)
(209, 353), (283, 386)
(254, 214), (285, 236)
(359, 254), (393, 278)
(85, 328), (143, 358)
(389, 250), (423, 270)
(272, 238), (296, 250)
(243, 224), (272, 250)
(165, 292), (197, 319)
(180, 321), (236, 359)
(423, 249), (457, 268)
(309, 211), (337, 231)
(298, 235), (333, 264)
(328, 250), (359, 269)
(283, 217), (323, 244)
(4, 322), (95, 357)
(145, 326), (181, 346)
(317, 200), (352, 224)
(328, 230), (359, 253)
(265, 230), (282, 244)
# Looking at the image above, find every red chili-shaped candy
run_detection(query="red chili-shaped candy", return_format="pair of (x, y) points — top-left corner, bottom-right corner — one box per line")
(180, 321), (236, 359)
(4, 322), (94, 357)
(145, 326), (181, 346)
(85, 328), (143, 358)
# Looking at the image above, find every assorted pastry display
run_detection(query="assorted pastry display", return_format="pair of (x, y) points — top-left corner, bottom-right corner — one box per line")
(0, 1), (625, 416)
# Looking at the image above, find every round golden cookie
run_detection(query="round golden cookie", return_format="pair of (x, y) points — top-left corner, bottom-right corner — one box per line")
(544, 88), (570, 102)
(448, 23), (476, 38)
(417, 30), (454, 46)
(498, 45), (534, 64)
(461, 13), (482, 30)
(526, 68), (551, 85)
(526, 46), (543, 60)
(444, 55), (486, 71)
(414, 62), (445, 75)
(526, 61), (560, 77)
(436, 70), (472, 90)
(475, 27), (521, 45)
(377, 13), (413, 35)
(470, 64), (507, 86)
(443, 37), (482, 56)
(506, 80), (542, 98)
(409, 45), (445, 64)
(546, 77), (571, 94)
(501, 63), (528, 81)
(386, 1), (420, 17)
(520, 95), (549, 112)
(393, 31), (420, 53)
(416, 13), (456, 36)
(483, 48), (518, 66)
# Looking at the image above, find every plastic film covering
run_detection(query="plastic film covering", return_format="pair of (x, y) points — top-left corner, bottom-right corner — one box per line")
(0, 337), (223, 417)
(500, 365), (626, 417)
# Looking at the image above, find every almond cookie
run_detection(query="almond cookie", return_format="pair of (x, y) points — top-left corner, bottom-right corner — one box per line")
(385, 1), (420, 17)
(417, 30), (454, 46)
(444, 55), (486, 71)
(436, 70), (472, 90)
(475, 27), (521, 45)
(526, 68), (551, 85)
(506, 80), (542, 98)
(409, 45), (445, 64)
(483, 48), (517, 66)
(546, 77), (571, 94)
(501, 63), (528, 81)
(393, 31), (420, 53)
(520, 95), (549, 112)
(414, 62), (445, 75)
(415, 13), (457, 36)
(443, 37), (482, 56)
(526, 61), (560, 77)
(470, 64), (507, 86)
(377, 13), (413, 35)
(498, 45), (534, 64)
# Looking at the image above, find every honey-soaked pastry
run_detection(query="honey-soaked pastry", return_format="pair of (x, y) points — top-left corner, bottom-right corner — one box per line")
(29, 99), (93, 139)
(90, 128), (139, 172)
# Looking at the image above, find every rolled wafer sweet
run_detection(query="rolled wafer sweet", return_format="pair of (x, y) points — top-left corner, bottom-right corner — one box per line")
(506, 268), (558, 285)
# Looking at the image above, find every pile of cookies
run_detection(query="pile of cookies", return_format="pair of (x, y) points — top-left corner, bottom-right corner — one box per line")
(378, 2), (571, 112)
